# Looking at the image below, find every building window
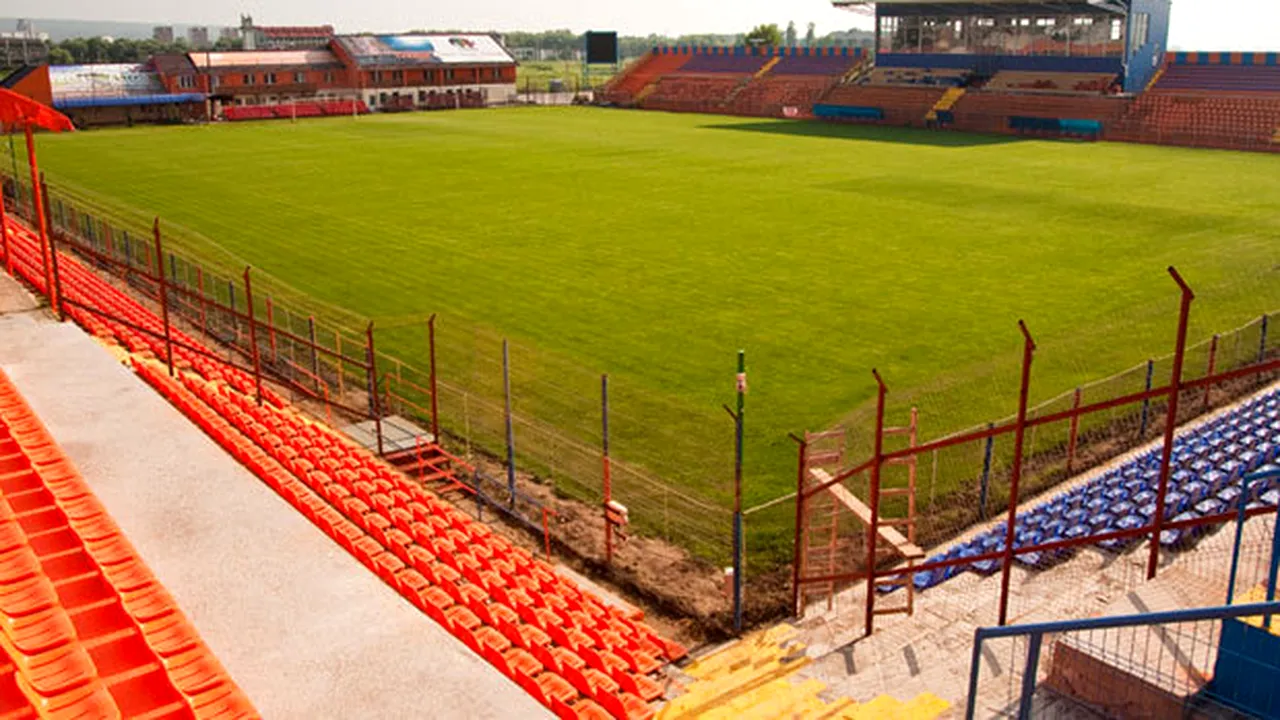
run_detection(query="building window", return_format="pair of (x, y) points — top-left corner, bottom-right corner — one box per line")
(264, 72), (277, 85)
(1111, 18), (1123, 41)
(210, 75), (221, 88)
(1132, 13), (1150, 52)
(368, 94), (377, 106)
(243, 73), (253, 85)
(445, 69), (455, 82)
(178, 75), (195, 88)
(372, 70), (382, 83)
(294, 71), (306, 84)
(325, 72), (334, 83)
(392, 70), (403, 82)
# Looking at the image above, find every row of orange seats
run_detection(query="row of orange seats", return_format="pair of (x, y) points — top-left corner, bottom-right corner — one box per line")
(135, 361), (675, 720)
(2, 223), (284, 408)
(0, 368), (255, 718)
(6, 216), (688, 718)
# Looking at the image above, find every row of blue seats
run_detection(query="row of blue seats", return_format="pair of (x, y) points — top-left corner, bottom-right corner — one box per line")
(901, 390), (1280, 592)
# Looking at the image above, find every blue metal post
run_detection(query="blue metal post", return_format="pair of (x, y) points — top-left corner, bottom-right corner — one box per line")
(1139, 359), (1155, 436)
(979, 425), (994, 520)
(1017, 633), (1044, 720)
(1226, 472), (1256, 604)
(1266, 489), (1280, 630)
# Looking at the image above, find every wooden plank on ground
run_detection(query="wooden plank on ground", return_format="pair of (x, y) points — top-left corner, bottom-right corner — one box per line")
(809, 469), (925, 560)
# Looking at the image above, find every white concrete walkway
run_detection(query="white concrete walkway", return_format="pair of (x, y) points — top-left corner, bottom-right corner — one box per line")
(0, 275), (548, 719)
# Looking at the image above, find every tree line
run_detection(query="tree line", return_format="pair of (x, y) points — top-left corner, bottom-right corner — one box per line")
(502, 26), (873, 61)
(34, 25), (870, 67)
(44, 36), (244, 66)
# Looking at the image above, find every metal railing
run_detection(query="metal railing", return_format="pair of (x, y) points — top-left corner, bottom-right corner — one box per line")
(965, 468), (1280, 718)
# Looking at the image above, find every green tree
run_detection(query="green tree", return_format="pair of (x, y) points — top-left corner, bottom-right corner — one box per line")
(785, 21), (797, 47)
(47, 46), (74, 65)
(805, 22), (816, 48)
(744, 24), (783, 47)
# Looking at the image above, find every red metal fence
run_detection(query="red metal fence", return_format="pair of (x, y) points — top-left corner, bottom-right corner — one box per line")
(793, 267), (1280, 631)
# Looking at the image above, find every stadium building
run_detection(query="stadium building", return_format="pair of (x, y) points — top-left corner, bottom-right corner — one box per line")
(189, 49), (353, 110)
(330, 34), (518, 111)
(1, 62), (205, 127)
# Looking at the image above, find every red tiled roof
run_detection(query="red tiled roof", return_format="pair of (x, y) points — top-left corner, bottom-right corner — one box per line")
(258, 26), (335, 38)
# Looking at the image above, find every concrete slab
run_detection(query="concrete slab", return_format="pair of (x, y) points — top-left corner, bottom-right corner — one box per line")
(0, 290), (548, 719)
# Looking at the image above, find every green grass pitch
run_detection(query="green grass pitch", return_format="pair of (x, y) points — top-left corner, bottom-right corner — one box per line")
(23, 107), (1280, 556)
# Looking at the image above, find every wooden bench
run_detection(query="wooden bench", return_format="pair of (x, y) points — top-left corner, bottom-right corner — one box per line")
(809, 469), (925, 560)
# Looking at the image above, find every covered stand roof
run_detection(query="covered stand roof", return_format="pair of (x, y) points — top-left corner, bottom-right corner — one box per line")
(333, 34), (516, 69)
(188, 49), (345, 72)
(834, 0), (1131, 13)
(48, 64), (202, 109)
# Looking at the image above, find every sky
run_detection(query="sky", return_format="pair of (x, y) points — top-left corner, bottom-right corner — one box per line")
(13, 0), (1280, 50)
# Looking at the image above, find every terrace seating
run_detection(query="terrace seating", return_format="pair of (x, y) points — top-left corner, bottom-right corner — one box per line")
(723, 75), (842, 118)
(675, 54), (769, 76)
(768, 55), (859, 77)
(1152, 65), (1280, 96)
(1, 219), (687, 718)
(986, 71), (1118, 95)
(222, 100), (369, 122)
(600, 53), (692, 105)
(908, 390), (1280, 592)
(948, 91), (1131, 135)
(0, 366), (255, 718)
(640, 75), (744, 114)
(1111, 94), (1280, 150)
(817, 84), (950, 126)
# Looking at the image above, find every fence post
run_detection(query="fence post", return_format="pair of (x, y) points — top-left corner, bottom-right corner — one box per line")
(308, 316), (320, 392)
(865, 369), (888, 636)
(153, 219), (175, 375)
(1260, 315), (1270, 364)
(265, 296), (277, 362)
(24, 142), (54, 304)
(998, 320), (1036, 627)
(503, 339), (516, 508)
(242, 267), (264, 405)
(23, 133), (54, 309)
(45, 204), (63, 322)
(428, 314), (440, 442)
(1139, 359), (1154, 436)
(196, 265), (208, 335)
(602, 373), (613, 565)
(1148, 267), (1195, 581)
(1203, 334), (1219, 413)
(790, 433), (808, 618)
(0, 186), (9, 275)
(366, 322), (384, 456)
(979, 424), (994, 520)
(1065, 388), (1082, 477)
(1016, 633), (1045, 720)
(732, 350), (746, 634)
(335, 330), (345, 397)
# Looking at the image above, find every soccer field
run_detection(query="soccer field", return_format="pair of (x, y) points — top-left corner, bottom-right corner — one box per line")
(21, 107), (1280, 540)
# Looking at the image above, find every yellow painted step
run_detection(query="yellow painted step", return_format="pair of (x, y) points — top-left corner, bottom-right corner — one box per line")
(925, 87), (965, 122)
(901, 692), (950, 719)
(634, 83), (659, 104)
(1145, 65), (1167, 92)
(755, 56), (782, 79)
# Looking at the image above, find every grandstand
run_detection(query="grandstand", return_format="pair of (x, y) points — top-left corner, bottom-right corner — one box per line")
(2, 2), (1280, 717)
(603, 1), (1279, 152)
(0, 63), (205, 128)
